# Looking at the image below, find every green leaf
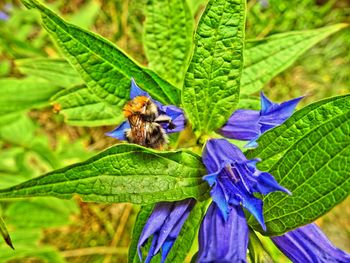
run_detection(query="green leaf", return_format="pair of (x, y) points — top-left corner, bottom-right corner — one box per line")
(241, 24), (348, 95)
(15, 58), (83, 88)
(52, 85), (124, 126)
(0, 144), (209, 204)
(144, 0), (193, 86)
(182, 0), (246, 137)
(20, 0), (180, 127)
(237, 95), (260, 110)
(0, 114), (37, 146)
(0, 115), (61, 170)
(247, 95), (350, 234)
(0, 215), (13, 249)
(166, 200), (207, 263)
(128, 205), (155, 263)
(0, 78), (61, 116)
(67, 0), (100, 29)
(5, 198), (79, 228)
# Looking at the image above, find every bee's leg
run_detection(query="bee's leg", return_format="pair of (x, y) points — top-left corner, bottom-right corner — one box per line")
(154, 115), (176, 130)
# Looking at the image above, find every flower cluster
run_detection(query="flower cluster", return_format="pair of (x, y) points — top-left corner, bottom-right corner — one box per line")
(108, 80), (349, 262)
(202, 138), (290, 229)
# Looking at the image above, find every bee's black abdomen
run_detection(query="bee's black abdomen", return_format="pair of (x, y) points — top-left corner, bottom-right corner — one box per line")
(145, 123), (168, 149)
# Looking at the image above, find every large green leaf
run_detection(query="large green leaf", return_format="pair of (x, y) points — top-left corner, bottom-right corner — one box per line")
(0, 144), (209, 204)
(0, 78), (60, 116)
(247, 95), (350, 234)
(182, 0), (246, 137)
(5, 198), (79, 228)
(15, 58), (83, 88)
(241, 24), (347, 95)
(20, 0), (180, 125)
(144, 0), (193, 86)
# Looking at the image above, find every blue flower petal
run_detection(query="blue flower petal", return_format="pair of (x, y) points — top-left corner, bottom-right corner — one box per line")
(259, 96), (303, 132)
(130, 78), (150, 99)
(260, 92), (275, 115)
(0, 11), (9, 21)
(105, 121), (130, 140)
(197, 203), (249, 263)
(219, 109), (261, 140)
(138, 200), (195, 263)
(241, 194), (266, 231)
(156, 104), (186, 133)
(209, 182), (230, 221)
(138, 203), (170, 260)
(154, 199), (194, 254)
(271, 223), (350, 263)
(203, 139), (246, 173)
(254, 171), (292, 195)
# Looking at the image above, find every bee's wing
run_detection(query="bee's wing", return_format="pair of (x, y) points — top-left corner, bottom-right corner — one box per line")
(155, 115), (176, 130)
(154, 115), (172, 123)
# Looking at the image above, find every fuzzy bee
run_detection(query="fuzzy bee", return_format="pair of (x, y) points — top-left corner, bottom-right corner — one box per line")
(123, 96), (175, 149)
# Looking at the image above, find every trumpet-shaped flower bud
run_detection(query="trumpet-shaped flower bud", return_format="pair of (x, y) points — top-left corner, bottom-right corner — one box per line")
(197, 202), (248, 263)
(219, 92), (303, 147)
(271, 223), (350, 263)
(138, 199), (195, 263)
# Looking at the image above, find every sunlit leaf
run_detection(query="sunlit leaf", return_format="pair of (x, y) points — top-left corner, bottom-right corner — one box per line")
(183, 0), (246, 136)
(144, 0), (193, 86)
(0, 144), (209, 204)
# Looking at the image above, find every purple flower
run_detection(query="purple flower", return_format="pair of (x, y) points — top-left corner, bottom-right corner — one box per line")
(202, 138), (290, 230)
(197, 202), (248, 263)
(0, 4), (12, 21)
(0, 11), (9, 21)
(271, 223), (350, 263)
(106, 79), (185, 140)
(138, 199), (195, 263)
(219, 92), (303, 147)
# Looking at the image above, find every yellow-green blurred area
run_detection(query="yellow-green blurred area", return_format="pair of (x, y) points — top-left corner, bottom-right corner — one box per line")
(0, 0), (349, 262)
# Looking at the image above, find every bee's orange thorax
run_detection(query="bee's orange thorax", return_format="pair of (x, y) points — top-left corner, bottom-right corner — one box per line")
(123, 96), (150, 118)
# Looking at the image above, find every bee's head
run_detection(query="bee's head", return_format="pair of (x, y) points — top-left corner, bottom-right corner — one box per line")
(123, 96), (158, 120)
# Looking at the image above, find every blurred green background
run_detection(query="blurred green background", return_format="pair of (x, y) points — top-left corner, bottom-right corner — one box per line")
(0, 0), (349, 262)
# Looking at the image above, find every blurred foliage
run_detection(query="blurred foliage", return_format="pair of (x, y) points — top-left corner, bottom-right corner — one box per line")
(246, 0), (350, 105)
(0, 0), (349, 262)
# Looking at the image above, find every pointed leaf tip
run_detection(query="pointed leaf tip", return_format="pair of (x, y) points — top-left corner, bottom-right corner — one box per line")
(5, 235), (14, 250)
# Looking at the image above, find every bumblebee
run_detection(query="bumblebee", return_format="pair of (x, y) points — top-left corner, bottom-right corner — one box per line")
(123, 96), (174, 149)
